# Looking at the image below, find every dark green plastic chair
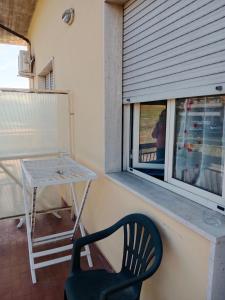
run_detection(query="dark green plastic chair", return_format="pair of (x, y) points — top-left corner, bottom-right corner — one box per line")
(64, 213), (163, 300)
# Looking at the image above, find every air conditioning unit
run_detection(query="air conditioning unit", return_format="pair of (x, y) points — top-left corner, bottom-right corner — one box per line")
(18, 50), (34, 77)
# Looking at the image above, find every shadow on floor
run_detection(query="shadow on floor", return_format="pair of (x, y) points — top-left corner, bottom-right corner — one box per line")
(0, 211), (113, 300)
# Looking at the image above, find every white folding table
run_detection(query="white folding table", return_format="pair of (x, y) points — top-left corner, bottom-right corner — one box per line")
(21, 156), (97, 284)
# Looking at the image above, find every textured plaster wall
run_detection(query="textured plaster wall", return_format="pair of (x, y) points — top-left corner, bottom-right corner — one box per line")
(29, 1), (211, 299)
(29, 0), (105, 171)
(79, 176), (210, 300)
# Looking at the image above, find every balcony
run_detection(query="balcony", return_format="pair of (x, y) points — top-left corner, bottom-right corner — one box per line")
(0, 211), (112, 300)
(0, 88), (71, 219)
(0, 89), (112, 299)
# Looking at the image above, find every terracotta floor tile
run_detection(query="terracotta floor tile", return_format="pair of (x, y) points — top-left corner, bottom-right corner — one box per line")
(0, 211), (113, 299)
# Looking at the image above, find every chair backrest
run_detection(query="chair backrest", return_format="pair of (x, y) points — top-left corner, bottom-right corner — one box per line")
(120, 214), (163, 280)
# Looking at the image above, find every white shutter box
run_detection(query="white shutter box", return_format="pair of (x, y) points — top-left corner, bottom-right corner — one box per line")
(123, 0), (225, 102)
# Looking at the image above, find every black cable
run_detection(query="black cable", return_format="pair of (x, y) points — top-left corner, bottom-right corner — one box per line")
(0, 23), (31, 45)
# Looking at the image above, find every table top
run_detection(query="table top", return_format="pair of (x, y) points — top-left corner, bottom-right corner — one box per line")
(21, 157), (97, 187)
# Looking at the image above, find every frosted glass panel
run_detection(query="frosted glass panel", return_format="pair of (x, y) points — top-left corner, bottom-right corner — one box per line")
(0, 92), (70, 158)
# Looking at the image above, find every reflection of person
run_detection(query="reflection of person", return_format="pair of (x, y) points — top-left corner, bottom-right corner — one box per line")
(152, 109), (166, 162)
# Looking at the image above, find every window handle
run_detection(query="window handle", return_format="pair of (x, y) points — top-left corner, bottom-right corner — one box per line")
(215, 86), (223, 91)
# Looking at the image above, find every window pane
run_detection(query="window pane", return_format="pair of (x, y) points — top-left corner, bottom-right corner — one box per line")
(139, 102), (167, 164)
(173, 96), (225, 195)
(134, 101), (167, 180)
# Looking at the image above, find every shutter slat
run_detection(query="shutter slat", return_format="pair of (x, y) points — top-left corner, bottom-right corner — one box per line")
(123, 63), (225, 91)
(124, 38), (225, 75)
(124, 21), (225, 68)
(124, 51), (225, 84)
(124, 0), (190, 35)
(123, 0), (225, 101)
(124, 11), (225, 60)
(124, 0), (172, 29)
(50, 71), (54, 90)
(123, 73), (225, 100)
(124, 0), (222, 48)
(124, 0), (153, 20)
(45, 73), (50, 89)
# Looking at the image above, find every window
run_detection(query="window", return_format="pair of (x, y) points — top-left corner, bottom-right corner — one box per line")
(126, 95), (225, 211)
(122, 0), (225, 212)
(38, 59), (54, 90)
(132, 101), (167, 180)
(173, 97), (224, 196)
(44, 70), (54, 90)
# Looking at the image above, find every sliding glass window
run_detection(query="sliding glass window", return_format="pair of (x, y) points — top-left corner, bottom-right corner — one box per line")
(132, 101), (167, 180)
(173, 96), (225, 196)
(127, 95), (225, 210)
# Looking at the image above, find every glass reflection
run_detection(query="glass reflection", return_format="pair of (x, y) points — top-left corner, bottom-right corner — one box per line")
(173, 96), (225, 195)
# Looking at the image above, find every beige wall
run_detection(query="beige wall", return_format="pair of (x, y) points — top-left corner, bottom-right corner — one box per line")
(29, 0), (105, 171)
(80, 176), (210, 300)
(29, 1), (210, 299)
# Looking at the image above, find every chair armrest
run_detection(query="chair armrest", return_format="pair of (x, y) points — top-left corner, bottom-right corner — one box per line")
(71, 221), (123, 272)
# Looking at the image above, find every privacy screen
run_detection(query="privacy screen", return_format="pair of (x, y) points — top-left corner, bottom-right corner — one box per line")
(0, 91), (70, 158)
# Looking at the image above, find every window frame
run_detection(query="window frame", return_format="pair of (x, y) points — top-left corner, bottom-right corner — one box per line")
(124, 96), (225, 213)
(104, 1), (225, 213)
(132, 103), (165, 170)
(44, 70), (54, 90)
(38, 58), (55, 90)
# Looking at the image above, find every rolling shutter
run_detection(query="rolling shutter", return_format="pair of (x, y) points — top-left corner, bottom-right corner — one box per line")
(123, 0), (225, 102)
(45, 71), (54, 90)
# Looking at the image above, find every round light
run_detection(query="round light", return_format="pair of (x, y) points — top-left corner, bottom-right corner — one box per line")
(62, 8), (75, 25)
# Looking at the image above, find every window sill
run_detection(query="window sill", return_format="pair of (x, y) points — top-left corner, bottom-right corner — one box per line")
(106, 171), (225, 243)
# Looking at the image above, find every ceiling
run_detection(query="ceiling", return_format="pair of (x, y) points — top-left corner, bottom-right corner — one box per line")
(0, 0), (37, 45)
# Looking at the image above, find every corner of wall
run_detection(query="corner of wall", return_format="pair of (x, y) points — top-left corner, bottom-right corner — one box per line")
(104, 2), (123, 173)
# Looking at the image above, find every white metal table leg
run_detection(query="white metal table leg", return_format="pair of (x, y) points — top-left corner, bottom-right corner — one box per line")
(22, 171), (36, 284)
(70, 182), (93, 267)
(31, 187), (38, 238)
(17, 217), (25, 228)
(71, 180), (91, 236)
(52, 211), (62, 219)
(21, 157), (97, 283)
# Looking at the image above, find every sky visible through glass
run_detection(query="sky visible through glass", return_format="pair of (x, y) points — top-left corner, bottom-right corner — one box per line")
(0, 44), (29, 88)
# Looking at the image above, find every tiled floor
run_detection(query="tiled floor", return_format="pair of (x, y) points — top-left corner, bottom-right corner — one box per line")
(0, 211), (113, 300)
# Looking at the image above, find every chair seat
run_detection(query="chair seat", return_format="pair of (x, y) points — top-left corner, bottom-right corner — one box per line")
(64, 269), (139, 300)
